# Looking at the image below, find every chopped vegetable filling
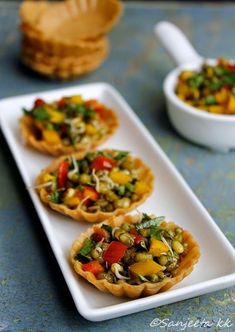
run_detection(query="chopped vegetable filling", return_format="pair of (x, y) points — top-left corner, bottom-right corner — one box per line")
(175, 58), (235, 115)
(40, 150), (150, 213)
(22, 95), (112, 146)
(75, 214), (188, 285)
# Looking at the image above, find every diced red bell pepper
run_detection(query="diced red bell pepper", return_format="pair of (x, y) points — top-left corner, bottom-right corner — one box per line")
(102, 241), (128, 264)
(83, 186), (99, 202)
(134, 234), (145, 245)
(57, 160), (69, 188)
(227, 64), (235, 72)
(130, 229), (145, 245)
(82, 260), (104, 275)
(85, 99), (107, 118)
(91, 227), (109, 243)
(91, 156), (116, 171)
(57, 98), (66, 108)
(223, 84), (231, 91)
(34, 98), (45, 108)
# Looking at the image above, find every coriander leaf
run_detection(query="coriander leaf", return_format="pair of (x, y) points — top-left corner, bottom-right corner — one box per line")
(150, 226), (164, 240)
(33, 107), (50, 121)
(50, 191), (61, 204)
(79, 238), (94, 256)
(114, 151), (129, 160)
(188, 74), (204, 89)
(125, 183), (134, 192)
(136, 216), (165, 230)
(23, 108), (31, 115)
(117, 185), (125, 196)
(205, 95), (217, 105)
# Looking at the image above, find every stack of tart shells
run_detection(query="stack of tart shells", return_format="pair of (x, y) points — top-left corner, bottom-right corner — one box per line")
(19, 0), (123, 80)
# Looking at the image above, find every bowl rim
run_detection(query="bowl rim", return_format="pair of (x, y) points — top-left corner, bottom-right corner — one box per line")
(163, 61), (235, 123)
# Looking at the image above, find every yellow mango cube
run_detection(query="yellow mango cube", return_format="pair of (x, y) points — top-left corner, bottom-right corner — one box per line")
(227, 95), (235, 113)
(215, 90), (227, 104)
(129, 260), (163, 276)
(134, 181), (149, 195)
(208, 105), (224, 114)
(149, 239), (169, 257)
(86, 124), (97, 135)
(42, 130), (61, 144)
(70, 95), (83, 104)
(110, 171), (132, 185)
(43, 173), (55, 183)
(64, 196), (80, 208)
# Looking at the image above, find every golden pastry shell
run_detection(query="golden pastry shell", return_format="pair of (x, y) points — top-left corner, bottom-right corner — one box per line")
(70, 214), (200, 298)
(35, 152), (154, 222)
(19, 100), (117, 156)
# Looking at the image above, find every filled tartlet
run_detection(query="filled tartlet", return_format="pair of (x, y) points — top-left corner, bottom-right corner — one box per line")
(70, 214), (200, 298)
(20, 95), (118, 156)
(35, 150), (154, 222)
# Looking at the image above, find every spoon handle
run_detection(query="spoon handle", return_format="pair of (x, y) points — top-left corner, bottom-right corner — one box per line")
(154, 21), (202, 66)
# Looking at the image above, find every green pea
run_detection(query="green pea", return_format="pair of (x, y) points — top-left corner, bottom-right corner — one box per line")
(131, 194), (139, 202)
(149, 274), (159, 283)
(174, 234), (183, 242)
(139, 228), (150, 237)
(114, 197), (131, 209)
(158, 255), (168, 266)
(96, 199), (108, 207)
(68, 173), (79, 182)
(121, 222), (131, 232)
(99, 182), (109, 194)
(119, 233), (134, 247)
(91, 248), (101, 260)
(158, 271), (165, 279)
(114, 228), (125, 240)
(105, 203), (114, 212)
(106, 191), (119, 202)
(175, 227), (183, 234)
(135, 252), (153, 262)
(121, 159), (134, 170)
(172, 240), (184, 254)
(79, 173), (91, 184)
(80, 160), (89, 173)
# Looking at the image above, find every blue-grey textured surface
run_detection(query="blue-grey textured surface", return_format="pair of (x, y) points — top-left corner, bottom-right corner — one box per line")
(0, 1), (235, 331)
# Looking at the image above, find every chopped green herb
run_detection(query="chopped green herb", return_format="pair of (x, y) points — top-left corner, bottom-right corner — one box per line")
(125, 183), (134, 192)
(78, 238), (94, 258)
(118, 185), (125, 196)
(136, 215), (165, 231)
(32, 107), (50, 121)
(205, 95), (217, 105)
(114, 151), (129, 160)
(50, 191), (61, 204)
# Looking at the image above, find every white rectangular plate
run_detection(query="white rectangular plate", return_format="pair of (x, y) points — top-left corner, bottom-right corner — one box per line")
(0, 83), (235, 321)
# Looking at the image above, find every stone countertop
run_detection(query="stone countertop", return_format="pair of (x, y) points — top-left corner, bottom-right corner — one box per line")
(0, 1), (234, 331)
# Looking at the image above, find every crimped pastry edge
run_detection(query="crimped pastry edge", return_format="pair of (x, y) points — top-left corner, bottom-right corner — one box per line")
(70, 214), (200, 298)
(19, 100), (118, 156)
(35, 152), (154, 222)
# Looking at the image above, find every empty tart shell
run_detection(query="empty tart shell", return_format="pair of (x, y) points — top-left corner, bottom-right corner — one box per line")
(21, 32), (107, 57)
(36, 0), (123, 41)
(21, 38), (109, 69)
(20, 0), (123, 41)
(35, 153), (154, 222)
(20, 96), (117, 155)
(70, 214), (200, 298)
(21, 48), (108, 79)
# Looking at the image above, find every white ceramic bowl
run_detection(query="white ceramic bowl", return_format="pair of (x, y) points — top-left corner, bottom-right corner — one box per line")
(155, 21), (235, 152)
